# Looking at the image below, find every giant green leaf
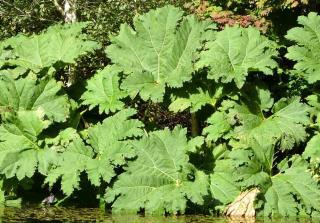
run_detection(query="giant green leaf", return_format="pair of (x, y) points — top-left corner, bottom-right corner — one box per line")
(264, 163), (320, 216)
(197, 26), (278, 88)
(81, 66), (128, 114)
(209, 144), (271, 210)
(286, 12), (320, 84)
(0, 111), (56, 180)
(107, 6), (211, 102)
(231, 98), (310, 150)
(5, 23), (100, 73)
(0, 75), (70, 122)
(213, 146), (320, 217)
(45, 109), (144, 195)
(204, 86), (310, 151)
(105, 127), (208, 214)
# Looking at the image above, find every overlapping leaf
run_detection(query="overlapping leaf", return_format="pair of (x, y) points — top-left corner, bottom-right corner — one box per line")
(203, 111), (232, 142)
(44, 139), (94, 196)
(0, 75), (70, 122)
(211, 146), (320, 217)
(231, 98), (310, 150)
(286, 12), (320, 83)
(210, 159), (240, 208)
(107, 6), (211, 102)
(197, 26), (278, 88)
(45, 128), (81, 153)
(81, 66), (128, 114)
(0, 41), (12, 68)
(303, 134), (320, 165)
(209, 143), (271, 210)
(264, 161), (320, 216)
(169, 84), (225, 113)
(105, 127), (208, 214)
(45, 109), (144, 195)
(205, 84), (316, 216)
(204, 85), (310, 151)
(0, 67), (27, 79)
(0, 180), (4, 204)
(4, 23), (100, 73)
(0, 111), (57, 180)
(0, 5), (319, 217)
(228, 147), (272, 188)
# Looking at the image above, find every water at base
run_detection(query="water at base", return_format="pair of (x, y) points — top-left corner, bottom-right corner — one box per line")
(0, 207), (319, 223)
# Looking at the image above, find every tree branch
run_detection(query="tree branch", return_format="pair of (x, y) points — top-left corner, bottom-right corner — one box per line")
(52, 0), (64, 15)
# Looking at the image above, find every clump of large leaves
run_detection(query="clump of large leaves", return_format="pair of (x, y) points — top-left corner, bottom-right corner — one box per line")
(197, 26), (278, 88)
(286, 12), (320, 84)
(204, 84), (317, 216)
(105, 127), (208, 215)
(45, 109), (144, 196)
(106, 5), (211, 102)
(3, 23), (100, 73)
(81, 66), (128, 114)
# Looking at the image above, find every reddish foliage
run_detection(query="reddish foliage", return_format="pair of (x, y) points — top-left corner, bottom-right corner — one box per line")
(211, 11), (271, 33)
(189, 0), (272, 33)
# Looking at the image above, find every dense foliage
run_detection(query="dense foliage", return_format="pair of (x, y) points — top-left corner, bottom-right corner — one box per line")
(190, 0), (318, 38)
(0, 2), (320, 218)
(0, 0), (188, 41)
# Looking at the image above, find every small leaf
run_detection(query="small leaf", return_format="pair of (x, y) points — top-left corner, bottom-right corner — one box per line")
(303, 134), (320, 164)
(203, 111), (232, 142)
(286, 12), (320, 84)
(81, 66), (128, 114)
(170, 85), (224, 113)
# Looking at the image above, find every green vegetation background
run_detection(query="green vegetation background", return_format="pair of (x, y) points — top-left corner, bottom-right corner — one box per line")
(0, 0), (320, 218)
